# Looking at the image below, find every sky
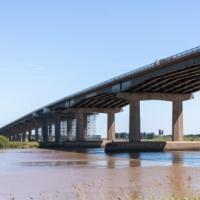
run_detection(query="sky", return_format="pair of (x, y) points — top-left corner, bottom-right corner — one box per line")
(0, 0), (200, 136)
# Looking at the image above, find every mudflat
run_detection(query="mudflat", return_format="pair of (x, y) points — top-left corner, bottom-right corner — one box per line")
(0, 149), (200, 200)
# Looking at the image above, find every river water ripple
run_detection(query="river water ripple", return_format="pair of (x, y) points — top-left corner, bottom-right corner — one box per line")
(0, 149), (200, 199)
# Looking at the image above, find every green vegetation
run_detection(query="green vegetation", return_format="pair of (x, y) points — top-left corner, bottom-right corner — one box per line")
(0, 136), (39, 149)
(117, 132), (200, 142)
(8, 141), (39, 149)
(184, 134), (200, 141)
(0, 135), (9, 148)
(145, 135), (172, 141)
(145, 135), (200, 142)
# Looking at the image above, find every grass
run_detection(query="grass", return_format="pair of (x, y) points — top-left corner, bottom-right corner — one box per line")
(143, 135), (200, 142)
(8, 141), (39, 149)
(0, 135), (9, 148)
(0, 135), (39, 149)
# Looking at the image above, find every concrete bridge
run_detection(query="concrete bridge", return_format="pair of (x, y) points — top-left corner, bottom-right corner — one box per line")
(1, 46), (200, 148)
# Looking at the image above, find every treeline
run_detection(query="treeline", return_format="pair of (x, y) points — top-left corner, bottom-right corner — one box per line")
(116, 132), (155, 139)
(115, 133), (200, 141)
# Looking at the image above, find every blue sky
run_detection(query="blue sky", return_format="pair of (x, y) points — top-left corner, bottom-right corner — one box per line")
(0, 0), (200, 136)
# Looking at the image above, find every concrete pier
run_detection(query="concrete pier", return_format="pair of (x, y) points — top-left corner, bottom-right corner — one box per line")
(28, 129), (32, 141)
(107, 112), (115, 141)
(83, 114), (88, 139)
(35, 128), (39, 141)
(129, 100), (141, 143)
(172, 100), (183, 141)
(67, 119), (73, 141)
(76, 113), (85, 141)
(22, 132), (26, 142)
(55, 119), (61, 145)
(42, 121), (48, 144)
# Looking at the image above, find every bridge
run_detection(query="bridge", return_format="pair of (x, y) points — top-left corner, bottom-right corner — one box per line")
(1, 46), (200, 148)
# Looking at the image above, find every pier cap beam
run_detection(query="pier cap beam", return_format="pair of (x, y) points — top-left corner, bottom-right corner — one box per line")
(66, 108), (122, 114)
(118, 92), (194, 102)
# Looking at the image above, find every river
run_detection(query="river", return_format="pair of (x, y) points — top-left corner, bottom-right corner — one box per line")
(0, 148), (200, 199)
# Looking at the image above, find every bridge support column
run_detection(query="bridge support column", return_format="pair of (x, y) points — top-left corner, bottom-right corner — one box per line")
(10, 129), (16, 141)
(76, 113), (85, 141)
(18, 133), (22, 142)
(15, 132), (20, 141)
(33, 119), (40, 141)
(10, 135), (13, 141)
(22, 132), (26, 142)
(83, 114), (88, 139)
(42, 121), (48, 144)
(48, 124), (52, 141)
(67, 119), (73, 141)
(129, 100), (141, 143)
(172, 100), (183, 141)
(35, 128), (39, 141)
(76, 113), (83, 141)
(8, 135), (11, 141)
(28, 129), (32, 141)
(55, 119), (61, 145)
(107, 112), (115, 141)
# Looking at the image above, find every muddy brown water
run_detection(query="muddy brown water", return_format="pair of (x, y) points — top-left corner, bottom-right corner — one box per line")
(0, 149), (200, 200)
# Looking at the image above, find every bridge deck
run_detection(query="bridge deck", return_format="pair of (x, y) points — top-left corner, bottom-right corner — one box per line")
(1, 46), (200, 133)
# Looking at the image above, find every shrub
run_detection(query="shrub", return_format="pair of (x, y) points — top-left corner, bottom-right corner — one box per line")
(0, 135), (9, 148)
(8, 142), (39, 149)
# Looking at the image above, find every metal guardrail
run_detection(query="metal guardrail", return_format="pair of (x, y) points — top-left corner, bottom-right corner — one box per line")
(66, 45), (200, 99)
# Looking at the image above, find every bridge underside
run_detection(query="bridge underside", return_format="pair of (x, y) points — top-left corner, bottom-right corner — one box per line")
(132, 65), (200, 93)
(71, 64), (200, 109)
